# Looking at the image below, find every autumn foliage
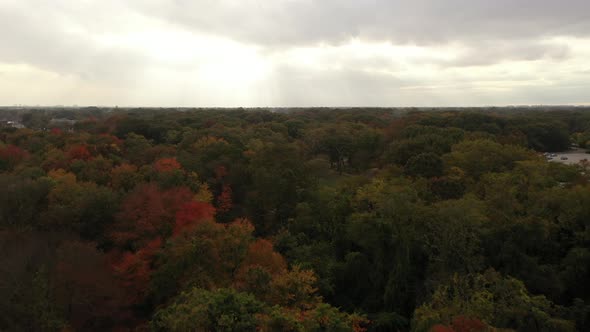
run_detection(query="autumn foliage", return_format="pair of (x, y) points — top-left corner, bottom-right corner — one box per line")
(173, 201), (216, 235)
(67, 144), (92, 161)
(431, 316), (488, 332)
(110, 183), (194, 249)
(110, 163), (140, 191)
(111, 237), (163, 302)
(154, 157), (182, 172)
(216, 184), (233, 213)
(241, 239), (287, 275)
(4, 108), (590, 331)
(0, 144), (29, 170)
(109, 183), (218, 304)
(54, 240), (131, 329)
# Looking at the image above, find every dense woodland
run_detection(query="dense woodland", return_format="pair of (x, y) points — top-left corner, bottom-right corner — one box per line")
(1, 107), (590, 331)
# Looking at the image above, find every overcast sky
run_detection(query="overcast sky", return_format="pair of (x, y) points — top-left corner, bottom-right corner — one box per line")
(1, 0), (590, 107)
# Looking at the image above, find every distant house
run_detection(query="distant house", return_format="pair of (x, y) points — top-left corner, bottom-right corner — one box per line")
(48, 118), (77, 131)
(1, 120), (25, 129)
(8, 121), (25, 129)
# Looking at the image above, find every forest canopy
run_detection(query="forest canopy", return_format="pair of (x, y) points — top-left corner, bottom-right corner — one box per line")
(1, 107), (590, 331)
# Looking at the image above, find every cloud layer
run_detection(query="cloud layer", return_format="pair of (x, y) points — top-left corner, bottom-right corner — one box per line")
(1, 0), (589, 106)
(137, 0), (590, 44)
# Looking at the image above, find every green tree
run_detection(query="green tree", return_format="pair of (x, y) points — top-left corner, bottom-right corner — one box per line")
(443, 140), (534, 179)
(413, 269), (575, 332)
(405, 152), (443, 178)
(151, 288), (265, 332)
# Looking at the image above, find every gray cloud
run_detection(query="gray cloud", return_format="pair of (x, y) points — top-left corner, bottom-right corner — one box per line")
(135, 0), (590, 46)
(0, 1), (149, 82)
(127, 0), (589, 71)
(442, 40), (572, 67)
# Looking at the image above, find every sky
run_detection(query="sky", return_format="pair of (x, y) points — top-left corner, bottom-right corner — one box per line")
(1, 0), (590, 107)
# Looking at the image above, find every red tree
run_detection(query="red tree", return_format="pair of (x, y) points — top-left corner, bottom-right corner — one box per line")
(431, 325), (455, 332)
(67, 144), (92, 161)
(430, 316), (488, 332)
(450, 316), (487, 332)
(111, 184), (194, 249)
(54, 240), (132, 328)
(0, 144), (29, 170)
(216, 184), (233, 213)
(154, 158), (182, 173)
(215, 165), (228, 179)
(240, 239), (286, 275)
(173, 201), (216, 235)
(50, 127), (63, 135)
(111, 237), (163, 303)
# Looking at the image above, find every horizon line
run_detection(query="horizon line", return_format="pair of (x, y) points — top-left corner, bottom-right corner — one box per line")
(2, 104), (590, 109)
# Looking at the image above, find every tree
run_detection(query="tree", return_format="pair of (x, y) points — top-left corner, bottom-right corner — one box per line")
(110, 183), (193, 250)
(429, 176), (465, 200)
(341, 177), (423, 315)
(67, 144), (92, 161)
(71, 156), (113, 186)
(110, 163), (142, 192)
(418, 198), (487, 283)
(385, 126), (464, 165)
(26, 267), (67, 331)
(112, 237), (163, 303)
(217, 184), (233, 214)
(173, 200), (216, 235)
(268, 266), (320, 310)
(151, 286), (366, 332)
(0, 174), (52, 228)
(443, 139), (534, 179)
(42, 173), (119, 241)
(154, 157), (182, 173)
(413, 269), (575, 332)
(405, 153), (443, 178)
(430, 316), (488, 332)
(244, 140), (309, 234)
(0, 144), (29, 171)
(519, 121), (570, 151)
(122, 133), (152, 165)
(53, 240), (130, 330)
(151, 288), (265, 332)
(149, 218), (254, 302)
